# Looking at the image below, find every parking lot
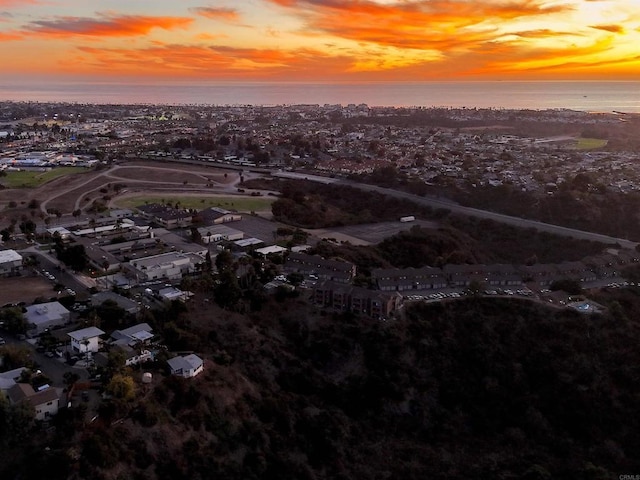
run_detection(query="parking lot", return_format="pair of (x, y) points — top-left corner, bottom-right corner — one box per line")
(309, 219), (439, 245)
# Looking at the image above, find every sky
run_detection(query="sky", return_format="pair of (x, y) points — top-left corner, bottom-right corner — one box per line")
(0, 0), (639, 83)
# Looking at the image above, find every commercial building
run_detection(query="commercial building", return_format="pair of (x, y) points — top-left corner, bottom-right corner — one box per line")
(0, 249), (22, 276)
(124, 252), (204, 282)
(197, 225), (244, 244)
(25, 302), (70, 335)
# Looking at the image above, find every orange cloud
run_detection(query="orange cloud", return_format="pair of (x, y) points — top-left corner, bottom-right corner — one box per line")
(0, 0), (40, 5)
(590, 24), (624, 34)
(266, 0), (573, 50)
(511, 29), (582, 39)
(69, 43), (356, 80)
(190, 6), (240, 22)
(0, 30), (22, 40)
(23, 13), (192, 38)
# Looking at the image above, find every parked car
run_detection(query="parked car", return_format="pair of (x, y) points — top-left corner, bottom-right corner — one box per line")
(0, 337), (5, 345)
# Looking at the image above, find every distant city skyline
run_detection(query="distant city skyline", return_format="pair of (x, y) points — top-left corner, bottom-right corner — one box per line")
(0, 1), (639, 83)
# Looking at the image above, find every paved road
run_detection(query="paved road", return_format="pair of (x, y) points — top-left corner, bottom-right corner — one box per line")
(335, 179), (638, 249)
(2, 335), (88, 387)
(20, 247), (97, 291)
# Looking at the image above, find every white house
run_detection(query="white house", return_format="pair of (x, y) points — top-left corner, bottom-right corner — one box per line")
(68, 326), (105, 353)
(167, 354), (204, 378)
(7, 383), (60, 421)
(0, 249), (22, 276)
(25, 302), (70, 335)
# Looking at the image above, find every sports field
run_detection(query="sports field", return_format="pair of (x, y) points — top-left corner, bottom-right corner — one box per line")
(114, 194), (275, 212)
(2, 167), (88, 188)
(575, 138), (608, 150)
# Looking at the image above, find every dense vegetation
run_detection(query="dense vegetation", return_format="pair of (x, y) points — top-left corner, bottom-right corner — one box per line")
(453, 184), (640, 242)
(3, 293), (639, 479)
(268, 180), (608, 265)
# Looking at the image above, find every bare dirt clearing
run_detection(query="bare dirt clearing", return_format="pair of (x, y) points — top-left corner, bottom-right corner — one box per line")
(108, 167), (210, 185)
(0, 275), (57, 305)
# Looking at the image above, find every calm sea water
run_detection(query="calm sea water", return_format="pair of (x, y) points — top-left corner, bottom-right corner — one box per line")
(0, 81), (638, 112)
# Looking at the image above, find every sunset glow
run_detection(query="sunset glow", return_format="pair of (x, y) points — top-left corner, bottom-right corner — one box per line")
(1, 0), (639, 82)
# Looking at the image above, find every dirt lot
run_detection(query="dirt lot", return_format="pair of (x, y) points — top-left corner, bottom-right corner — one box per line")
(0, 275), (57, 305)
(110, 167), (211, 184)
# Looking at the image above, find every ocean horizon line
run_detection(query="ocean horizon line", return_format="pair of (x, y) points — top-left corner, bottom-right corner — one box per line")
(0, 80), (638, 112)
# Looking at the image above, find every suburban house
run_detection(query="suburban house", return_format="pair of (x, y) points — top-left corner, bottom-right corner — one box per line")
(110, 344), (153, 367)
(314, 281), (402, 319)
(0, 249), (22, 276)
(0, 367), (27, 392)
(25, 302), (70, 335)
(7, 383), (60, 421)
(167, 354), (204, 378)
(68, 326), (105, 353)
(111, 323), (154, 346)
(284, 252), (356, 283)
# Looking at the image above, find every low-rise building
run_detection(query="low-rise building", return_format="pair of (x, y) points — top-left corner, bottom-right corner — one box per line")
(0, 367), (27, 392)
(7, 383), (60, 421)
(197, 224), (244, 244)
(198, 207), (242, 225)
(68, 326), (105, 353)
(284, 252), (356, 283)
(90, 291), (139, 314)
(314, 281), (402, 319)
(136, 203), (192, 229)
(372, 266), (447, 291)
(0, 249), (22, 276)
(124, 252), (205, 283)
(167, 354), (204, 378)
(25, 302), (70, 335)
(111, 322), (154, 346)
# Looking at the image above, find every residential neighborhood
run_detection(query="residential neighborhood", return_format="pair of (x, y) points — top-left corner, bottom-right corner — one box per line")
(1, 101), (640, 479)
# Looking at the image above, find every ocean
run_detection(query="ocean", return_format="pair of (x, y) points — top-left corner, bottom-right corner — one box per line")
(0, 81), (638, 112)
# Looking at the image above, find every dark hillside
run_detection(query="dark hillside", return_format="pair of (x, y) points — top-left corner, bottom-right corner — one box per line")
(6, 296), (638, 479)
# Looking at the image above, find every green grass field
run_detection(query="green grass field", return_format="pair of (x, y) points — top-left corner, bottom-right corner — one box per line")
(575, 138), (608, 150)
(115, 195), (276, 212)
(1, 167), (88, 188)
